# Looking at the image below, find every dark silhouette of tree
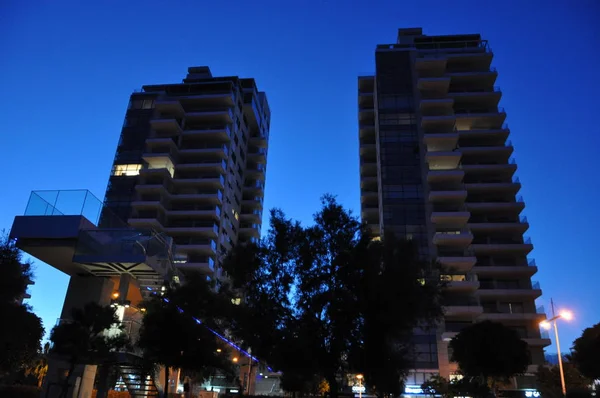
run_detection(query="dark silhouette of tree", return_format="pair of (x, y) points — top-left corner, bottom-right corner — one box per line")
(137, 272), (236, 396)
(536, 363), (592, 398)
(350, 237), (444, 397)
(449, 320), (530, 393)
(222, 195), (444, 398)
(0, 232), (44, 377)
(49, 302), (129, 398)
(421, 375), (490, 398)
(570, 322), (600, 382)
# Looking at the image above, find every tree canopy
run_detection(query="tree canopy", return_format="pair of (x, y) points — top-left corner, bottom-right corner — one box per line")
(0, 232), (44, 376)
(49, 302), (129, 397)
(449, 320), (530, 388)
(137, 272), (236, 395)
(222, 194), (444, 397)
(570, 322), (600, 381)
(536, 363), (592, 398)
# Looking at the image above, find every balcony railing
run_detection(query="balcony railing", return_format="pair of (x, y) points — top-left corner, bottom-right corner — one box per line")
(448, 86), (501, 94)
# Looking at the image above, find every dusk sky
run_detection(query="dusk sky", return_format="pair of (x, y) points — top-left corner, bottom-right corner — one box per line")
(1, 0), (598, 351)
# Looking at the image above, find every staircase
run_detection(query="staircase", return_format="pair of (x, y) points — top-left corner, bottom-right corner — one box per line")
(118, 365), (160, 397)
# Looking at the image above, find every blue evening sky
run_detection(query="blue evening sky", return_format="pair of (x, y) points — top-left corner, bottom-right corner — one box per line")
(1, 0), (598, 351)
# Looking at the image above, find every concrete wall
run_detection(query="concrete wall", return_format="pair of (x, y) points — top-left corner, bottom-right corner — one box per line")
(60, 276), (115, 319)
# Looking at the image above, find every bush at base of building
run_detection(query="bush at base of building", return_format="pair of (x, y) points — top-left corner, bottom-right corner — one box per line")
(0, 385), (40, 398)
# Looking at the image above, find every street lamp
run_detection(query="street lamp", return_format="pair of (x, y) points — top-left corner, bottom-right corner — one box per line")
(356, 374), (364, 398)
(540, 299), (573, 397)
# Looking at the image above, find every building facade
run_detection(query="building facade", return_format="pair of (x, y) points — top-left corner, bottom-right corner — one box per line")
(358, 28), (548, 389)
(103, 66), (270, 281)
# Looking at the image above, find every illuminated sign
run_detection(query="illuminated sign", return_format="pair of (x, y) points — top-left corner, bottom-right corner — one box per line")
(352, 386), (366, 393)
(404, 385), (424, 394)
(230, 390), (239, 393)
(524, 391), (540, 398)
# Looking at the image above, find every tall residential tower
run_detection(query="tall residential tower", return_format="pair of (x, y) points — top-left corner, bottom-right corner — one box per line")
(104, 66), (270, 280)
(358, 28), (548, 390)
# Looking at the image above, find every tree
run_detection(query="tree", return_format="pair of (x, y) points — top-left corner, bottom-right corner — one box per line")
(25, 342), (50, 388)
(0, 232), (44, 377)
(137, 272), (236, 396)
(222, 195), (444, 398)
(421, 375), (491, 398)
(49, 302), (129, 398)
(449, 320), (530, 393)
(350, 237), (444, 397)
(570, 322), (600, 381)
(536, 363), (592, 398)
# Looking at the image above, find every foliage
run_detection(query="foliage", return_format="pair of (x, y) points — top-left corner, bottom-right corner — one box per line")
(137, 272), (236, 396)
(222, 195), (444, 398)
(49, 302), (129, 397)
(421, 375), (490, 398)
(24, 342), (50, 387)
(536, 363), (593, 398)
(0, 384), (40, 398)
(350, 237), (444, 397)
(570, 322), (600, 381)
(0, 232), (44, 375)
(449, 320), (530, 388)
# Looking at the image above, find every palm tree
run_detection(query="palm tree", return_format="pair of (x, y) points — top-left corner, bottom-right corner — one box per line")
(24, 342), (50, 388)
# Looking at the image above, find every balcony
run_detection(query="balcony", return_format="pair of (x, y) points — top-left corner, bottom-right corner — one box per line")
(465, 197), (525, 213)
(455, 107), (507, 130)
(477, 281), (542, 300)
(458, 126), (509, 142)
(154, 97), (184, 114)
(360, 175), (378, 189)
(474, 258), (538, 277)
(182, 125), (231, 140)
(170, 190), (223, 204)
(149, 116), (182, 133)
(166, 206), (220, 219)
(360, 159), (378, 176)
(447, 68), (498, 83)
(426, 151), (462, 171)
(478, 305), (546, 322)
(242, 196), (263, 209)
(359, 121), (375, 138)
(179, 143), (228, 158)
(177, 92), (235, 106)
(239, 223), (261, 238)
(246, 163), (267, 179)
(429, 189), (467, 202)
(417, 77), (450, 93)
(145, 137), (178, 150)
(420, 97), (454, 112)
(421, 114), (456, 133)
(437, 255), (477, 273)
(428, 170), (464, 185)
(431, 209), (470, 225)
(359, 142), (377, 155)
(360, 189), (379, 203)
(173, 174), (225, 189)
(127, 217), (164, 231)
(467, 216), (529, 234)
(464, 178), (521, 194)
(444, 304), (483, 318)
(248, 147), (267, 162)
(240, 209), (262, 224)
(177, 159), (227, 174)
(433, 230), (473, 246)
(424, 131), (459, 152)
(243, 180), (265, 194)
(177, 260), (215, 274)
(173, 238), (217, 255)
(185, 108), (233, 124)
(361, 204), (379, 218)
(165, 222), (219, 238)
(471, 236), (533, 255)
(442, 275), (480, 292)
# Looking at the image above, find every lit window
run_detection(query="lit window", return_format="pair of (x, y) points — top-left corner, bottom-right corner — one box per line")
(112, 164), (142, 176)
(232, 209), (239, 221)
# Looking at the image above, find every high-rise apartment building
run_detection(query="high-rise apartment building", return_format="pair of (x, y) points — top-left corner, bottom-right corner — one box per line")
(103, 66), (270, 280)
(358, 28), (548, 390)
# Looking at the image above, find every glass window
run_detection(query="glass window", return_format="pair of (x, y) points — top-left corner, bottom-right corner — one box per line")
(111, 164), (142, 176)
